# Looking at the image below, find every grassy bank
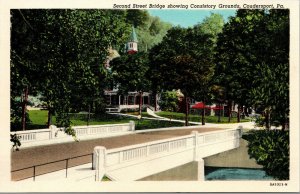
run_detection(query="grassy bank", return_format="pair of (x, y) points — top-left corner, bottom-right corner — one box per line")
(25, 110), (184, 131)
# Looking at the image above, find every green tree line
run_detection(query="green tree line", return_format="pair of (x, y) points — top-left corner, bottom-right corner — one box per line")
(11, 9), (171, 131)
(11, 9), (289, 132)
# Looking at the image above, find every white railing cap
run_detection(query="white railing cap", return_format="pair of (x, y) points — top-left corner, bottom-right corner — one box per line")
(194, 128), (237, 136)
(72, 123), (130, 129)
(11, 128), (51, 134)
(134, 125), (207, 134)
(107, 133), (195, 154)
(107, 127), (241, 154)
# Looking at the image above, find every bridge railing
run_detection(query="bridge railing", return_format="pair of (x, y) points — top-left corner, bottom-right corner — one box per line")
(11, 121), (135, 144)
(93, 126), (243, 181)
(11, 153), (93, 181)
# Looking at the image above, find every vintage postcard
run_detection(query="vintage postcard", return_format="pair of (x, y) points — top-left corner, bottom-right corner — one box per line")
(0, 0), (299, 192)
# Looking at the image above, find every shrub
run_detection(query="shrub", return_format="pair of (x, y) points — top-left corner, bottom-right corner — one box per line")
(242, 130), (289, 180)
(121, 108), (138, 113)
(159, 91), (179, 112)
(255, 115), (265, 127)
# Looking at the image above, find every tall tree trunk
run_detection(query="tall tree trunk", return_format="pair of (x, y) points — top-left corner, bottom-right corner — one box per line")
(87, 104), (91, 126)
(185, 96), (189, 126)
(218, 102), (221, 122)
(154, 92), (158, 111)
(201, 102), (206, 125)
(237, 104), (241, 123)
(21, 86), (29, 131)
(245, 106), (249, 117)
(139, 91), (143, 116)
(47, 107), (52, 128)
(228, 100), (232, 122)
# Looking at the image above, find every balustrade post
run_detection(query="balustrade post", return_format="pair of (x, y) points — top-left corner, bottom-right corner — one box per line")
(93, 146), (106, 181)
(146, 145), (150, 156)
(49, 125), (57, 139)
(119, 151), (123, 163)
(87, 126), (90, 135)
(238, 125), (243, 137)
(192, 131), (200, 161)
(129, 120), (135, 131)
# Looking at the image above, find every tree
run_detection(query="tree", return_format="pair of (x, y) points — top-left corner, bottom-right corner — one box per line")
(110, 52), (151, 115)
(215, 10), (267, 123)
(217, 10), (290, 181)
(250, 10), (289, 130)
(215, 9), (289, 129)
(11, 10), (43, 130)
(149, 26), (215, 126)
(243, 130), (289, 180)
(211, 85), (226, 122)
(125, 10), (150, 28)
(136, 16), (172, 52)
(10, 9), (131, 132)
(195, 13), (225, 44)
(193, 13), (225, 125)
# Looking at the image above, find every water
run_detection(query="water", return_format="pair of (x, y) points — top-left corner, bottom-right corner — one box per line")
(205, 167), (274, 180)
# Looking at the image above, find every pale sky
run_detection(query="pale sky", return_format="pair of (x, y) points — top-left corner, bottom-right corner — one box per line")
(148, 10), (237, 27)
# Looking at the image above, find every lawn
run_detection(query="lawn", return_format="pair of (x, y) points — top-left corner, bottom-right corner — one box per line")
(28, 110), (54, 129)
(125, 111), (156, 118)
(26, 110), (184, 131)
(156, 111), (250, 123)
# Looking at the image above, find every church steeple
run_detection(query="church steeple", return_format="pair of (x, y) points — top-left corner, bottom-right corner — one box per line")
(126, 26), (138, 54)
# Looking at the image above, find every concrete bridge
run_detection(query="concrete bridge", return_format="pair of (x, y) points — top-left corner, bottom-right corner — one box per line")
(15, 124), (243, 182)
(93, 127), (242, 181)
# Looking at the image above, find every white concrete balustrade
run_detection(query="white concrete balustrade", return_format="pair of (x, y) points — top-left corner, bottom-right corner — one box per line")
(10, 128), (54, 142)
(93, 127), (243, 181)
(11, 121), (135, 146)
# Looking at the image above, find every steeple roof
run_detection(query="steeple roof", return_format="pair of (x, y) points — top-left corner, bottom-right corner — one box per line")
(128, 26), (138, 42)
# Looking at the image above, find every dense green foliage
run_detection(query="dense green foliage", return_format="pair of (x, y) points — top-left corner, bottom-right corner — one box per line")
(150, 26), (216, 99)
(110, 52), (150, 114)
(11, 9), (133, 132)
(136, 16), (172, 52)
(148, 13), (225, 125)
(243, 130), (289, 180)
(149, 25), (215, 125)
(215, 10), (289, 128)
(110, 52), (150, 94)
(11, 9), (172, 132)
(159, 91), (179, 112)
(194, 13), (225, 45)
